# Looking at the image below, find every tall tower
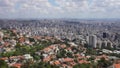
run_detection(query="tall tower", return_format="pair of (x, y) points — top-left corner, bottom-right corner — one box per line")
(103, 32), (109, 38)
(88, 35), (97, 48)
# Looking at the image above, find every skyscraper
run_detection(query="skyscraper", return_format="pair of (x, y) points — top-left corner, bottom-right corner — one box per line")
(103, 32), (107, 38)
(88, 35), (97, 48)
(103, 32), (109, 38)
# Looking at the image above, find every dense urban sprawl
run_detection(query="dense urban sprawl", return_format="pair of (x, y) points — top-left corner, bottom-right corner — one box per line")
(0, 19), (120, 68)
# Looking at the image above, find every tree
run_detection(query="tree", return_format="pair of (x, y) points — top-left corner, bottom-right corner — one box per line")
(97, 58), (112, 68)
(73, 63), (91, 68)
(66, 52), (73, 58)
(56, 49), (66, 58)
(0, 60), (8, 68)
(87, 56), (95, 61)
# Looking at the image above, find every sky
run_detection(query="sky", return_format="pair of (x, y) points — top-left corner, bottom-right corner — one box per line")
(0, 0), (120, 19)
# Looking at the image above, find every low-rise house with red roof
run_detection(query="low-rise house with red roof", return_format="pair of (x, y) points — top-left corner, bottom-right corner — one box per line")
(10, 63), (22, 68)
(114, 64), (120, 68)
(43, 56), (52, 62)
(0, 57), (8, 62)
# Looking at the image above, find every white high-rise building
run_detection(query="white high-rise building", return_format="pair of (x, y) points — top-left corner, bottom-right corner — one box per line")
(87, 35), (97, 48)
(101, 40), (107, 48)
(97, 40), (102, 48)
(0, 31), (4, 38)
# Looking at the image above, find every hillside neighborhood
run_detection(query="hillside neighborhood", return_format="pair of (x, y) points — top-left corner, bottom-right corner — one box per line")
(0, 29), (120, 68)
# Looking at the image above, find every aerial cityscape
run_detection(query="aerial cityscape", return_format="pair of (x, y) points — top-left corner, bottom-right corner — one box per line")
(0, 19), (120, 68)
(0, 0), (120, 68)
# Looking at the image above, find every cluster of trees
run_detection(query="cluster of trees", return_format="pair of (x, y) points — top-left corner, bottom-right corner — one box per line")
(73, 63), (91, 68)
(56, 49), (66, 58)
(0, 59), (59, 68)
(86, 48), (98, 55)
(97, 58), (113, 68)
(107, 53), (120, 58)
(56, 48), (73, 58)
(22, 61), (58, 68)
(0, 60), (8, 68)
(0, 39), (53, 57)
(73, 57), (112, 68)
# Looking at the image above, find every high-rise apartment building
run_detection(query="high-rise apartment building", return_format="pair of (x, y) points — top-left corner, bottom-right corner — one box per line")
(87, 35), (97, 48)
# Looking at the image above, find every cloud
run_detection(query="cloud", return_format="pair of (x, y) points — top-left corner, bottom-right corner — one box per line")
(0, 0), (120, 19)
(0, 0), (14, 7)
(90, 0), (120, 12)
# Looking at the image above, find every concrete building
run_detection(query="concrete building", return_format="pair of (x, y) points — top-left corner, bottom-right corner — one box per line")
(101, 40), (107, 48)
(87, 35), (97, 48)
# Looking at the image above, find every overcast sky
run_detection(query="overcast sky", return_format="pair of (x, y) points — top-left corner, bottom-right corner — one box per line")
(0, 0), (120, 19)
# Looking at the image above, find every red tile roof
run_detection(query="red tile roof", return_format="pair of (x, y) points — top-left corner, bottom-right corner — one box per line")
(33, 36), (42, 40)
(54, 60), (61, 65)
(0, 37), (2, 41)
(4, 42), (10, 47)
(0, 57), (8, 60)
(114, 64), (120, 68)
(70, 61), (76, 66)
(96, 55), (108, 60)
(66, 47), (71, 51)
(45, 36), (52, 40)
(42, 45), (56, 52)
(78, 60), (89, 64)
(11, 63), (22, 68)
(63, 58), (74, 62)
(19, 37), (25, 43)
(60, 44), (66, 48)
(43, 56), (51, 62)
(62, 64), (67, 67)
(11, 29), (17, 34)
